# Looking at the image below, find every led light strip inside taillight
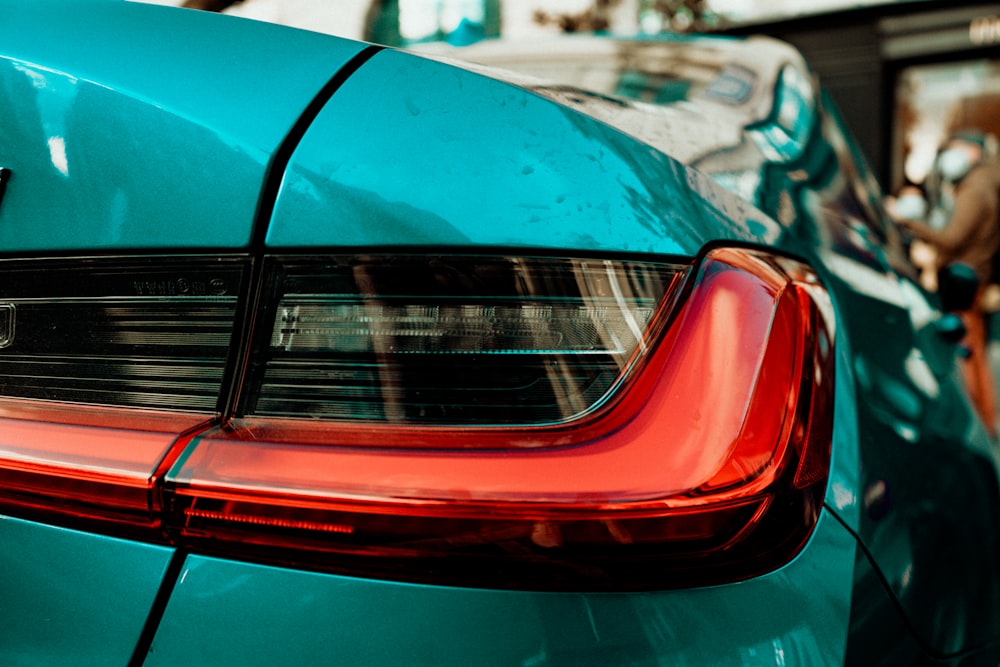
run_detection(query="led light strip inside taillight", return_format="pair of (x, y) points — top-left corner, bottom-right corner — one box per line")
(161, 248), (835, 591)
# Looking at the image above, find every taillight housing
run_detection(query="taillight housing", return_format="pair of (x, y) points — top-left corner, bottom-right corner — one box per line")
(162, 248), (834, 590)
(0, 248), (834, 591)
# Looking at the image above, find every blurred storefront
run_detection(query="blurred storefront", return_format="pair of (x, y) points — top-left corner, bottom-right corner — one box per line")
(886, 10), (1000, 189)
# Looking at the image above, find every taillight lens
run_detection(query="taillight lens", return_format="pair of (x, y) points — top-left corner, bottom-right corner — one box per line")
(0, 257), (245, 529)
(0, 257), (243, 411)
(0, 403), (209, 529)
(163, 248), (835, 590)
(245, 255), (687, 427)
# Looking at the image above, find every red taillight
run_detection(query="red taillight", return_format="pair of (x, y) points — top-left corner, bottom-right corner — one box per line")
(0, 249), (834, 590)
(0, 401), (209, 530)
(162, 248), (834, 590)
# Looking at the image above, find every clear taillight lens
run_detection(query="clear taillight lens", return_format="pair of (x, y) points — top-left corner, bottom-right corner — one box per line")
(0, 257), (243, 411)
(245, 255), (688, 426)
(163, 248), (835, 590)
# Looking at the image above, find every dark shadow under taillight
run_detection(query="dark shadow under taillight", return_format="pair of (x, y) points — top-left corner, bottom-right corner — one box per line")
(161, 248), (835, 591)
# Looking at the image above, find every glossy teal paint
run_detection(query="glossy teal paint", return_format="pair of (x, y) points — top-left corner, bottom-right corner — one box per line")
(268, 48), (781, 253)
(731, 73), (1000, 654)
(145, 510), (854, 667)
(824, 319), (862, 531)
(814, 117), (1000, 656)
(0, 0), (365, 251)
(0, 514), (174, 666)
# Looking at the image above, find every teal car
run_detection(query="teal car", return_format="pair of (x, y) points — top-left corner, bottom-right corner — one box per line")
(1, 1), (999, 665)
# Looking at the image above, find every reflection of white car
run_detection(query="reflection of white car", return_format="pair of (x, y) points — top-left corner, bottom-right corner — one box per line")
(418, 35), (819, 204)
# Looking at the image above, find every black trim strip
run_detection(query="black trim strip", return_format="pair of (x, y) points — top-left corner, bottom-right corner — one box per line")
(128, 52), (386, 658)
(249, 44), (384, 250)
(127, 548), (189, 667)
(218, 44), (384, 417)
(0, 167), (10, 212)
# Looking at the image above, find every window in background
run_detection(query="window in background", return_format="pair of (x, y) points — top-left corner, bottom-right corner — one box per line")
(892, 58), (1000, 187)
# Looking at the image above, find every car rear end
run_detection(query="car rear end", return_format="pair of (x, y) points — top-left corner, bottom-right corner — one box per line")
(0, 2), (954, 665)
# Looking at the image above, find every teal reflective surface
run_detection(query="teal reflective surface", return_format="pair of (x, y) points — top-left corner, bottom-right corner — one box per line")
(269, 48), (781, 253)
(0, 0), (365, 250)
(729, 72), (1000, 655)
(145, 511), (854, 667)
(0, 514), (174, 666)
(497, 33), (1000, 654)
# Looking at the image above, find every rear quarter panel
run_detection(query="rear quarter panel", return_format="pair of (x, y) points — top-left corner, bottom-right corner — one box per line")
(0, 0), (365, 251)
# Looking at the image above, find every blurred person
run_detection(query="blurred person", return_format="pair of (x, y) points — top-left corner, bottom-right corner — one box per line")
(893, 183), (929, 222)
(888, 182), (938, 289)
(896, 132), (1000, 437)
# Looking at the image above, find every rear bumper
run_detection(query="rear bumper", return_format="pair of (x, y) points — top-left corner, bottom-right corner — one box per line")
(143, 509), (856, 667)
(0, 514), (173, 666)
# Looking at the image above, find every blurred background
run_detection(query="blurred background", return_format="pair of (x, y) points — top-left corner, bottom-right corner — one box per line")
(135, 0), (900, 42)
